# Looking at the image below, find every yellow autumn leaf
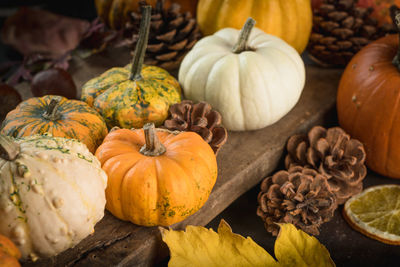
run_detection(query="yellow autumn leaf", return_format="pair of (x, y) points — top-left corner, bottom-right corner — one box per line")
(160, 219), (278, 267)
(160, 220), (335, 267)
(275, 224), (335, 267)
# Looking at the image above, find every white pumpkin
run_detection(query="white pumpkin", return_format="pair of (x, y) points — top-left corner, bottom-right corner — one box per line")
(179, 18), (306, 131)
(0, 134), (107, 261)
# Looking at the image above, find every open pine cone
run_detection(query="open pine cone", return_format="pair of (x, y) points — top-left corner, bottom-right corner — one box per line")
(285, 126), (367, 204)
(125, 0), (201, 70)
(163, 100), (227, 154)
(309, 0), (396, 66)
(257, 166), (337, 236)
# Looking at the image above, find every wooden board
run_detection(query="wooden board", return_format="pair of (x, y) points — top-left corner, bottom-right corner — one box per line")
(20, 49), (343, 266)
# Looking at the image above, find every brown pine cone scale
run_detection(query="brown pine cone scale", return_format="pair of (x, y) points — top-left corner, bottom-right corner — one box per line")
(309, 0), (396, 66)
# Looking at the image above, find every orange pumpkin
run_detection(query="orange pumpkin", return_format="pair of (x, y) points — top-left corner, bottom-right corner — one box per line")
(337, 6), (400, 178)
(0, 235), (21, 267)
(95, 0), (198, 29)
(0, 95), (108, 153)
(196, 0), (312, 53)
(358, 0), (400, 25)
(95, 123), (218, 226)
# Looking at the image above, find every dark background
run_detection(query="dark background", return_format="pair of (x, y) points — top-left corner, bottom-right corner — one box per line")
(1, 1), (400, 266)
(0, 1), (97, 19)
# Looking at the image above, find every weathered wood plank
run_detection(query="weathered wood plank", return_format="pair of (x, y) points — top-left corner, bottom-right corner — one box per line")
(22, 49), (343, 267)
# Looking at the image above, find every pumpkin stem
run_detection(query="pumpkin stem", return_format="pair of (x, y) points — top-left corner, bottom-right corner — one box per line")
(0, 135), (20, 161)
(42, 97), (62, 121)
(140, 123), (166, 156)
(130, 5), (152, 81)
(232, 18), (256, 54)
(391, 5), (400, 71)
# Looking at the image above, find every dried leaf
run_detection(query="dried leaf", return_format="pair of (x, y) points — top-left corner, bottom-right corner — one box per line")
(77, 18), (120, 58)
(160, 220), (335, 267)
(275, 224), (335, 267)
(1, 7), (89, 58)
(160, 219), (278, 267)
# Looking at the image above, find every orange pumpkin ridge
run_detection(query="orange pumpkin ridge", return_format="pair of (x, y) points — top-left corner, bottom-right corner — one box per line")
(0, 95), (108, 153)
(95, 123), (218, 226)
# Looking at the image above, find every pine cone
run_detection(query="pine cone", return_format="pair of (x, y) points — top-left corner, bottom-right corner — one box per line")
(125, 0), (201, 70)
(163, 100), (228, 154)
(285, 126), (367, 204)
(308, 0), (396, 66)
(257, 166), (337, 236)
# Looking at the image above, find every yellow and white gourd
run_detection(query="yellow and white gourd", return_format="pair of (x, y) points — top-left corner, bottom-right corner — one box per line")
(179, 18), (306, 131)
(0, 134), (107, 261)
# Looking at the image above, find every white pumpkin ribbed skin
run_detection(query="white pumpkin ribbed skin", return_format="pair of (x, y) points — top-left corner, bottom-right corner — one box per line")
(179, 27), (306, 131)
(0, 135), (107, 260)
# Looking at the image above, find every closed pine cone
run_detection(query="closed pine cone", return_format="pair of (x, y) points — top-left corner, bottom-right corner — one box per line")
(308, 0), (396, 66)
(257, 166), (337, 236)
(125, 0), (201, 70)
(285, 126), (367, 204)
(163, 100), (228, 154)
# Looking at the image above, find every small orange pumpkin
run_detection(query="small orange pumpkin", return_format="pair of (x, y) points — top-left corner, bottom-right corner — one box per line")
(1, 95), (108, 153)
(0, 235), (21, 267)
(95, 123), (218, 226)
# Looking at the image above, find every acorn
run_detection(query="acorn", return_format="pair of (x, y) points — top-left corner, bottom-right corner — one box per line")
(31, 68), (77, 99)
(0, 83), (22, 121)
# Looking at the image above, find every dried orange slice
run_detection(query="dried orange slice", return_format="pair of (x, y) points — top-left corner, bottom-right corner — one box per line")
(343, 184), (400, 245)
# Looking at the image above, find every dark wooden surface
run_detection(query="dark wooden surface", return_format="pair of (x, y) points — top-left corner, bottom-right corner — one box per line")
(16, 50), (343, 266)
(208, 172), (400, 267)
